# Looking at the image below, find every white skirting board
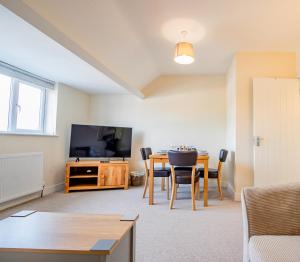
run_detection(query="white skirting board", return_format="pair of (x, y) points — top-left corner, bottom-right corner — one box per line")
(0, 182), (64, 211)
(0, 191), (41, 211)
(227, 182), (241, 201)
(43, 183), (64, 195)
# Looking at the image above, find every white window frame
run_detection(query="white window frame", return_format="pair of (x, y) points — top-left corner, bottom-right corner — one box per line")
(0, 61), (55, 136)
(1, 74), (48, 135)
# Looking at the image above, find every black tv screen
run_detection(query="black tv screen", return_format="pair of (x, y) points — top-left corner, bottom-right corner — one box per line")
(69, 124), (132, 158)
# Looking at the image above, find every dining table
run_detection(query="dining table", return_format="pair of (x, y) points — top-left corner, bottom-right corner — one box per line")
(149, 153), (209, 207)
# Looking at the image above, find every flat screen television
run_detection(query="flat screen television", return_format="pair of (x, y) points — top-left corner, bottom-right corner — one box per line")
(69, 124), (132, 159)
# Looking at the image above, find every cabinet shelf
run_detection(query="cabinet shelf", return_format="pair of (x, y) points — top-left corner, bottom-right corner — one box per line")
(69, 175), (98, 179)
(69, 184), (99, 191)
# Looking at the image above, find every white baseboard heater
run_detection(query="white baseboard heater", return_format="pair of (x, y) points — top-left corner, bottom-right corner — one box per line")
(0, 152), (44, 204)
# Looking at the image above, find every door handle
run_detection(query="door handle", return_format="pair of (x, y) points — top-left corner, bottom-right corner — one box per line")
(254, 136), (263, 146)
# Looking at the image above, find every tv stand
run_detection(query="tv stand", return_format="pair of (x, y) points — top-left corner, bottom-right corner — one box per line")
(65, 160), (129, 193)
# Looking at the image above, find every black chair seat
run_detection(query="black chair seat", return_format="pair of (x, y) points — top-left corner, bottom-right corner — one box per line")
(198, 167), (219, 179)
(174, 167), (200, 184)
(148, 167), (171, 177)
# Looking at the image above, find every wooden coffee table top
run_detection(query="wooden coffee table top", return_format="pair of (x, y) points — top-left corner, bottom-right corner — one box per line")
(0, 211), (137, 255)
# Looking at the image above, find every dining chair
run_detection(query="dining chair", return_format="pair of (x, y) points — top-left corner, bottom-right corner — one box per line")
(198, 149), (228, 200)
(168, 150), (200, 211)
(140, 147), (171, 199)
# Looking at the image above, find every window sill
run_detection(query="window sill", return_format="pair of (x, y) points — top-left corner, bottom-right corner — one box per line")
(0, 132), (58, 137)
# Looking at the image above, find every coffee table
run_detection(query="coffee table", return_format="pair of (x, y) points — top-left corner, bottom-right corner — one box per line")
(0, 210), (138, 262)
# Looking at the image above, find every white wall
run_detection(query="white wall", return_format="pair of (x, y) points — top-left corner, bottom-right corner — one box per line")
(89, 75), (227, 181)
(0, 83), (90, 193)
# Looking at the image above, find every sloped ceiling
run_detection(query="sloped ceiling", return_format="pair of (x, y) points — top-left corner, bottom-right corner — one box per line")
(1, 0), (300, 96)
(0, 5), (127, 94)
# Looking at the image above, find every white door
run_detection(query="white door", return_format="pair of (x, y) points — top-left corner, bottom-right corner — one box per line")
(253, 78), (300, 187)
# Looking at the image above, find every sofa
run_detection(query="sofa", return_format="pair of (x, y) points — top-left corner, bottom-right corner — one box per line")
(241, 183), (300, 262)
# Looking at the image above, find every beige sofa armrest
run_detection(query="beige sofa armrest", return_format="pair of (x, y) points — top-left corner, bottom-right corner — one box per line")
(241, 183), (300, 262)
(243, 183), (300, 238)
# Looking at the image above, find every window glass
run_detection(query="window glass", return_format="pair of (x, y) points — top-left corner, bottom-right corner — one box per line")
(0, 74), (12, 131)
(16, 83), (43, 131)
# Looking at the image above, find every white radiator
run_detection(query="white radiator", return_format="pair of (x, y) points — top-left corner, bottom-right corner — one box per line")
(0, 152), (44, 203)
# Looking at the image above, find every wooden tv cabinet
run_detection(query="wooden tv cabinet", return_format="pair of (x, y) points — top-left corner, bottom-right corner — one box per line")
(65, 161), (129, 193)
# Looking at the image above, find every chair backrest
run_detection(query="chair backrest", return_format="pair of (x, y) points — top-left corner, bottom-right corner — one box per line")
(219, 149), (228, 162)
(168, 150), (198, 166)
(140, 147), (152, 160)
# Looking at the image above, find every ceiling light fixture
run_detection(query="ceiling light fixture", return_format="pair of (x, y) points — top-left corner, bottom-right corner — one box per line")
(174, 30), (195, 65)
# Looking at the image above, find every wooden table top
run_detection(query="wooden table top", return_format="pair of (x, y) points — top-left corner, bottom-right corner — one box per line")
(150, 153), (209, 160)
(0, 211), (136, 255)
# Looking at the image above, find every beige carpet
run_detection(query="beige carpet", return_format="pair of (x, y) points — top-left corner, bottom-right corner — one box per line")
(0, 182), (243, 262)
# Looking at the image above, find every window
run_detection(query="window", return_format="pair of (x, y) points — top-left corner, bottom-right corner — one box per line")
(0, 73), (47, 134)
(0, 61), (56, 135)
(16, 81), (46, 132)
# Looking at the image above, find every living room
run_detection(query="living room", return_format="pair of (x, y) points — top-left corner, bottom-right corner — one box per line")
(0, 1), (299, 262)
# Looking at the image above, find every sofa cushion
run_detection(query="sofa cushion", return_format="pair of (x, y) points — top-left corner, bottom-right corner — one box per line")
(249, 235), (300, 262)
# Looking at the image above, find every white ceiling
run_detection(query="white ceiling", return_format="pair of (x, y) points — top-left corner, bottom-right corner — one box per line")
(0, 5), (128, 94)
(115, 0), (300, 74)
(1, 0), (300, 95)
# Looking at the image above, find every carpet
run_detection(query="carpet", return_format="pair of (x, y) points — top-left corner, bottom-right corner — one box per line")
(0, 182), (243, 262)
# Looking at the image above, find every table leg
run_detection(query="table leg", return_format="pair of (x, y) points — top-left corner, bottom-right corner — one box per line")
(204, 160), (208, 207)
(149, 158), (154, 205)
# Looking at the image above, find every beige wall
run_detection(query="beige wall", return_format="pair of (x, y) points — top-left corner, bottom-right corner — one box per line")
(89, 75), (227, 182)
(0, 84), (90, 193)
(227, 52), (297, 200)
(225, 59), (237, 191)
(0, 75), (226, 199)
(1, 53), (297, 203)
